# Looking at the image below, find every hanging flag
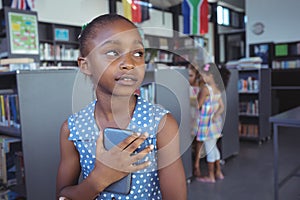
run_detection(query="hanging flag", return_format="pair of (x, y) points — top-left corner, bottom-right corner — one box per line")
(10, 0), (34, 10)
(182, 0), (209, 35)
(122, 0), (150, 23)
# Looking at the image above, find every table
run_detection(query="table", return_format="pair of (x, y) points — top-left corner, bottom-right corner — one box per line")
(269, 106), (300, 200)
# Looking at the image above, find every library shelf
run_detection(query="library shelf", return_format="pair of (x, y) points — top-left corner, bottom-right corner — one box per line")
(237, 68), (271, 143)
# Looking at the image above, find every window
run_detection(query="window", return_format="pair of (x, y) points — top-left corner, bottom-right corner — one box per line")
(217, 5), (244, 28)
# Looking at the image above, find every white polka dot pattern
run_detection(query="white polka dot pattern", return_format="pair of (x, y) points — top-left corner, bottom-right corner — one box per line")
(68, 96), (169, 199)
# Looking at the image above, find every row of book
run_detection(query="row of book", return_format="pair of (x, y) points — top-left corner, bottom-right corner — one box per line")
(137, 83), (155, 104)
(0, 95), (20, 128)
(238, 77), (259, 92)
(39, 43), (79, 61)
(272, 60), (300, 69)
(238, 123), (259, 138)
(239, 100), (259, 115)
(0, 58), (38, 72)
(0, 136), (24, 188)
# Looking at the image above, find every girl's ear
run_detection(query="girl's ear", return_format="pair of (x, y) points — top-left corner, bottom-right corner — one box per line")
(78, 57), (92, 75)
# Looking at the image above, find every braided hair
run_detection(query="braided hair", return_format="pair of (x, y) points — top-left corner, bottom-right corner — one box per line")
(78, 14), (138, 57)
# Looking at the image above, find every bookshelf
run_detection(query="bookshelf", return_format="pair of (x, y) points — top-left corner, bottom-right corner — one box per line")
(141, 68), (193, 181)
(271, 40), (300, 114)
(218, 68), (239, 159)
(38, 22), (81, 67)
(0, 69), (79, 199)
(237, 68), (271, 143)
(144, 34), (209, 68)
(173, 35), (209, 65)
(144, 35), (174, 66)
(272, 41), (300, 70)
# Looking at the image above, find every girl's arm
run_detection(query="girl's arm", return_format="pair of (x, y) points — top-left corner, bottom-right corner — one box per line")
(157, 113), (187, 200)
(56, 120), (152, 200)
(214, 96), (225, 118)
(197, 85), (209, 110)
(56, 120), (101, 200)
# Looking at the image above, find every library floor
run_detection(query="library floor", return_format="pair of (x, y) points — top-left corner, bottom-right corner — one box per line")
(187, 127), (300, 200)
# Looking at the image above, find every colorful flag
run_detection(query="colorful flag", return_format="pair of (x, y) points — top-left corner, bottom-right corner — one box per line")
(182, 0), (209, 35)
(122, 0), (150, 23)
(10, 0), (34, 10)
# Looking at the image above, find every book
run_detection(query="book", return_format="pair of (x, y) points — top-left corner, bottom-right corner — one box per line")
(0, 136), (22, 187)
(0, 58), (34, 66)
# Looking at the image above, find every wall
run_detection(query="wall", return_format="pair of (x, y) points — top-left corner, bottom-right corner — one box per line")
(24, 0), (108, 26)
(0, 0), (216, 58)
(116, 1), (174, 37)
(246, 0), (300, 54)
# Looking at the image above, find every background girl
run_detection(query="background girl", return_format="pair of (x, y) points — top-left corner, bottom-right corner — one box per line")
(193, 62), (225, 183)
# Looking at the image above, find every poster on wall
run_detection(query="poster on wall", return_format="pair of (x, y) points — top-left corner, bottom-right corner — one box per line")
(8, 11), (39, 55)
(249, 42), (274, 67)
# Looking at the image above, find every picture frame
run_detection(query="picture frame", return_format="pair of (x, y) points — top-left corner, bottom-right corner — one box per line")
(249, 42), (274, 67)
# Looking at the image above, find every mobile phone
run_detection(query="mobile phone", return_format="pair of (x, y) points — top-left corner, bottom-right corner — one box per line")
(103, 127), (133, 194)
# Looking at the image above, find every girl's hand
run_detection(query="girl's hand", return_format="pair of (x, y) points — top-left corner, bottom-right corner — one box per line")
(93, 131), (153, 188)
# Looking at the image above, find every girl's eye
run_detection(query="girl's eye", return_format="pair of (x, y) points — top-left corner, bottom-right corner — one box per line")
(106, 50), (119, 57)
(133, 50), (144, 57)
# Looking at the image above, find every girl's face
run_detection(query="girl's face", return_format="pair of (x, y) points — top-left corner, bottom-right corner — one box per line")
(200, 72), (211, 84)
(188, 68), (197, 86)
(80, 19), (145, 97)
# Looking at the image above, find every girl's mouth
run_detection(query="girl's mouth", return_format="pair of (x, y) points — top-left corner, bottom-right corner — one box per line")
(116, 75), (138, 86)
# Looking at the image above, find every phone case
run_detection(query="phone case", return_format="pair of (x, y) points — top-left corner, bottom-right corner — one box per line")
(103, 128), (133, 195)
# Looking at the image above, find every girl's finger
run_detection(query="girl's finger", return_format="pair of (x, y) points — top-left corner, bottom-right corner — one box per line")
(129, 144), (154, 163)
(123, 132), (149, 153)
(128, 160), (152, 172)
(112, 132), (141, 151)
(96, 130), (105, 154)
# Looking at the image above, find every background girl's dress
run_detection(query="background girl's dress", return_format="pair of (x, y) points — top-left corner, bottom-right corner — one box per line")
(193, 84), (222, 141)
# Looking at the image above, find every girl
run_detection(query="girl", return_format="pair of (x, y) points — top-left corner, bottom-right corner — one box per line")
(188, 64), (204, 178)
(56, 14), (187, 199)
(193, 62), (225, 183)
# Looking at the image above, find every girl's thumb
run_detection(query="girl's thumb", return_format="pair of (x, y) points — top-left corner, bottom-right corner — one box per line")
(96, 130), (105, 154)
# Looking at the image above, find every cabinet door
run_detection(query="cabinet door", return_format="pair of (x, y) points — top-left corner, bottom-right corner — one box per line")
(17, 70), (78, 200)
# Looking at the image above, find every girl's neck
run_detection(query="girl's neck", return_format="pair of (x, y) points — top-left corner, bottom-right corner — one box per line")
(94, 93), (137, 129)
(205, 81), (220, 93)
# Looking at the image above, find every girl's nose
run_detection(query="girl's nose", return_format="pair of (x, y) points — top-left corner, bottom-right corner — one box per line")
(119, 53), (135, 70)
(120, 63), (135, 70)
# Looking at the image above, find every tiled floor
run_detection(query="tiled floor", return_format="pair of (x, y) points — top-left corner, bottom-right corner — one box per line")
(187, 127), (300, 200)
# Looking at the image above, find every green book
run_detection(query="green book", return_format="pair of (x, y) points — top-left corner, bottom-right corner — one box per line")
(275, 44), (288, 56)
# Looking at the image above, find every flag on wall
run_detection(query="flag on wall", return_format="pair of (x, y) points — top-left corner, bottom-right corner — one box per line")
(122, 0), (150, 23)
(10, 0), (34, 10)
(182, 0), (209, 35)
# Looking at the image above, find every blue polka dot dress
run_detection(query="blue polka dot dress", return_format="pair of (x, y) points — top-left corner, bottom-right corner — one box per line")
(68, 96), (169, 200)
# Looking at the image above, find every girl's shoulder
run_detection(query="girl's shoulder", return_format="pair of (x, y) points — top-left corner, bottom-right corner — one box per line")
(200, 84), (210, 95)
(137, 96), (169, 115)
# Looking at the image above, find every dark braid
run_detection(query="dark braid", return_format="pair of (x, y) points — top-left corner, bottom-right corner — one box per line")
(78, 14), (138, 57)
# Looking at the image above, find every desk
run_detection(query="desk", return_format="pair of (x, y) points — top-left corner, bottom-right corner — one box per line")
(269, 106), (300, 200)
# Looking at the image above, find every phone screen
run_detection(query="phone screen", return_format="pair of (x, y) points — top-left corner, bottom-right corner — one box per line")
(103, 127), (133, 194)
